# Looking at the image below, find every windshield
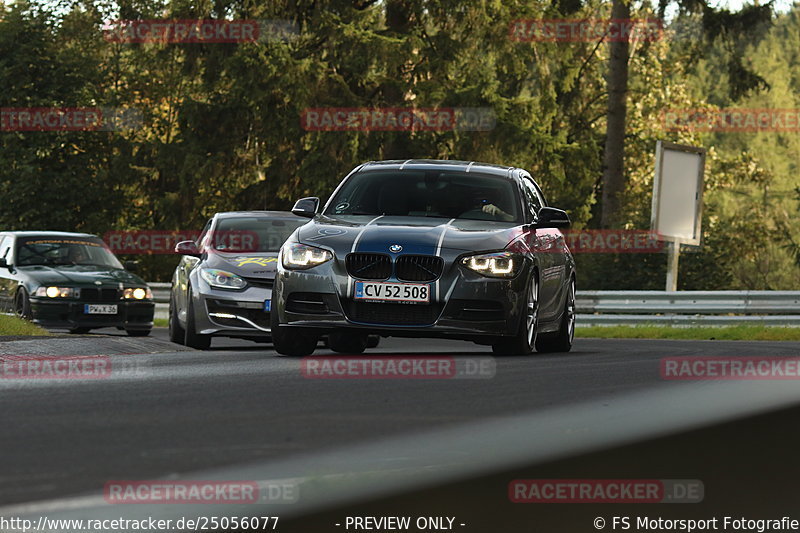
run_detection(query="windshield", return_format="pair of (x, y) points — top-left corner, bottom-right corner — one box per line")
(15, 237), (123, 268)
(210, 217), (307, 253)
(324, 170), (522, 223)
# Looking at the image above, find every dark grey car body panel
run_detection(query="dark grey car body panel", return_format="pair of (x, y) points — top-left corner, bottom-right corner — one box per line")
(273, 160), (575, 343)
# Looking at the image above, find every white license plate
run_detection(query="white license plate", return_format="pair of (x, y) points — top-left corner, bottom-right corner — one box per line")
(84, 304), (118, 315)
(354, 281), (430, 303)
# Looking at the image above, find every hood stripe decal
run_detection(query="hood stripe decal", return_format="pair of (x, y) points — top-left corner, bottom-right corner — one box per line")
(435, 219), (455, 256)
(347, 215), (384, 296)
(350, 215), (384, 253)
(435, 219), (455, 301)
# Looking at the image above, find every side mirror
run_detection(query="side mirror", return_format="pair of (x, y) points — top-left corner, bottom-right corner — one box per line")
(175, 240), (201, 256)
(536, 207), (571, 229)
(292, 197), (320, 218)
(123, 260), (139, 272)
(0, 257), (7, 268)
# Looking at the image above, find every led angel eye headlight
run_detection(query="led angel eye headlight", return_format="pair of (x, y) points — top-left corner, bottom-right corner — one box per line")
(281, 243), (333, 270)
(461, 252), (521, 278)
(200, 268), (247, 290)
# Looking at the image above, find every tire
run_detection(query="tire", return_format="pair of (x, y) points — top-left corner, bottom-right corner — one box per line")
(126, 329), (151, 337)
(184, 286), (211, 350)
(270, 303), (317, 357)
(535, 277), (576, 353)
(14, 288), (32, 320)
(328, 330), (368, 354)
(168, 293), (186, 344)
(492, 273), (539, 355)
(69, 327), (91, 334)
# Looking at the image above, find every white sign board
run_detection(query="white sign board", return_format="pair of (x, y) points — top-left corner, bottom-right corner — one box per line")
(651, 141), (706, 246)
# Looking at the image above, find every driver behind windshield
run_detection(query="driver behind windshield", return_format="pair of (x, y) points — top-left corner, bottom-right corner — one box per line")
(328, 170), (520, 222)
(66, 245), (90, 264)
(480, 199), (515, 222)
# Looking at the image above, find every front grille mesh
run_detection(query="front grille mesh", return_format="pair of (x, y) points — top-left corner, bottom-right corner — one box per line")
(346, 253), (392, 280)
(242, 277), (274, 289)
(343, 301), (441, 326)
(81, 288), (120, 302)
(395, 255), (444, 282)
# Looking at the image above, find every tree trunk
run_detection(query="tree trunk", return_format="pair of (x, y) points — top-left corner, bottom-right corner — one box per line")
(381, 0), (414, 160)
(600, 0), (630, 228)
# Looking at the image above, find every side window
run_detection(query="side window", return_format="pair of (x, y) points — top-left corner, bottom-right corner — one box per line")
(532, 180), (548, 208)
(0, 236), (11, 261)
(522, 177), (544, 219)
(196, 219), (213, 250)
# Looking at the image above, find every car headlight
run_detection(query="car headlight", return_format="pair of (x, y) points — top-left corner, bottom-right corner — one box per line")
(200, 268), (247, 290)
(35, 286), (79, 298)
(281, 243), (333, 270)
(123, 287), (153, 300)
(461, 252), (522, 278)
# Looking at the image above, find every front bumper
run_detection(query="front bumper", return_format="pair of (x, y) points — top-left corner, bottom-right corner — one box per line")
(193, 282), (272, 338)
(274, 262), (529, 341)
(30, 299), (154, 330)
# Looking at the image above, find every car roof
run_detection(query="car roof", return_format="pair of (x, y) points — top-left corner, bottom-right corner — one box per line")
(0, 231), (98, 238)
(359, 159), (517, 178)
(214, 210), (298, 219)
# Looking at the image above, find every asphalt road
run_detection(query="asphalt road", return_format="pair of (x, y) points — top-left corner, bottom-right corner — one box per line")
(2, 330), (799, 511)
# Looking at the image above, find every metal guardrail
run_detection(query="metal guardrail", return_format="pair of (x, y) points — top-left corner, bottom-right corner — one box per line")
(576, 291), (800, 326)
(150, 282), (170, 320)
(576, 291), (800, 315)
(148, 284), (800, 326)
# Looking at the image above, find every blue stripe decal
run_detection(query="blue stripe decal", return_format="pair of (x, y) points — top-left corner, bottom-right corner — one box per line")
(355, 227), (441, 255)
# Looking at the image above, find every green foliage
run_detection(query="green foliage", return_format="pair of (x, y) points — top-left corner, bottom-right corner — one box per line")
(0, 315), (52, 336)
(577, 325), (800, 340)
(0, 0), (797, 287)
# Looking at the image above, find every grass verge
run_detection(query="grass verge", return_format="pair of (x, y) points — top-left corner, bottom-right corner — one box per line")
(576, 325), (800, 341)
(0, 315), (52, 336)
(153, 318), (168, 328)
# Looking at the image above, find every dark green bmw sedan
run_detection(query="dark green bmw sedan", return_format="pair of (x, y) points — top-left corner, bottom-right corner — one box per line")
(0, 231), (154, 335)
